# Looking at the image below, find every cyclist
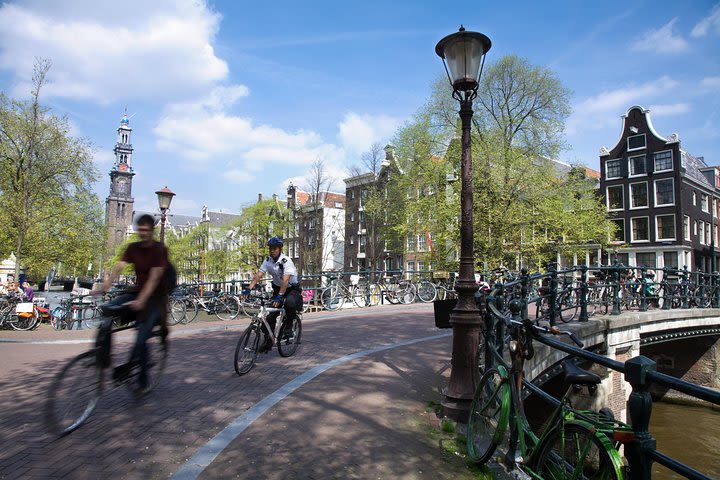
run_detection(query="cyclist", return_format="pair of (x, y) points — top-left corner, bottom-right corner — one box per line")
(93, 214), (169, 397)
(242, 236), (302, 353)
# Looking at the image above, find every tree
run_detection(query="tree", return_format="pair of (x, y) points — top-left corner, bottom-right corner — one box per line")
(0, 59), (104, 280)
(389, 54), (613, 272)
(231, 198), (292, 273)
(300, 158), (337, 274)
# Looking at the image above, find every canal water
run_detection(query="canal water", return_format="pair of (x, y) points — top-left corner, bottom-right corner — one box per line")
(650, 402), (720, 479)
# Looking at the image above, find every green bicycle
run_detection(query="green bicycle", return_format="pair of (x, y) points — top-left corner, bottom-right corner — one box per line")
(467, 297), (634, 479)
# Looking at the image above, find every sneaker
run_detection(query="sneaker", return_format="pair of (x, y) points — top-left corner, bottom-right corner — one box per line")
(258, 335), (273, 353)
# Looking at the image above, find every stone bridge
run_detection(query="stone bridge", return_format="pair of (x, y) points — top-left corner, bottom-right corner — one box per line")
(520, 309), (720, 421)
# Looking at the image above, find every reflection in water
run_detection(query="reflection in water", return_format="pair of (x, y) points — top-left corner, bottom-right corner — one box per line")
(649, 402), (720, 479)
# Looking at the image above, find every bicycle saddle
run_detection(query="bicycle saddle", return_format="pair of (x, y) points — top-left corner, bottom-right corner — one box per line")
(563, 360), (601, 386)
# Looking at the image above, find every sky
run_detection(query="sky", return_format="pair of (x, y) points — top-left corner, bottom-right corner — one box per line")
(0, 0), (718, 218)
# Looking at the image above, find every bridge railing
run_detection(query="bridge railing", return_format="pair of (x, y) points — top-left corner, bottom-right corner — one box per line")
(483, 285), (720, 480)
(485, 264), (720, 326)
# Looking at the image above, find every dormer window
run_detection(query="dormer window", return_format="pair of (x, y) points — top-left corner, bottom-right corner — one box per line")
(627, 134), (646, 152)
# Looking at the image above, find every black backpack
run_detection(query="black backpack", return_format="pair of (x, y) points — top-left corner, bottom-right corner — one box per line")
(166, 262), (178, 291)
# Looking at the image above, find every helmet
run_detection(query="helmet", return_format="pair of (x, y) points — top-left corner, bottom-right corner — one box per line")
(267, 236), (283, 247)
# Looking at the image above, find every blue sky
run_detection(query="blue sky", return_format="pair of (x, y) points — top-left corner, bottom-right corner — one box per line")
(0, 0), (718, 218)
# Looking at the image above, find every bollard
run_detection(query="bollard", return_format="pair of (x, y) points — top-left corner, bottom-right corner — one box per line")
(681, 266), (689, 309)
(612, 262), (621, 315)
(624, 356), (657, 480)
(661, 267), (670, 310)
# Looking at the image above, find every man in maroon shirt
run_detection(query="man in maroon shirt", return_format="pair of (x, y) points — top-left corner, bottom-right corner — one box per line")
(95, 214), (168, 397)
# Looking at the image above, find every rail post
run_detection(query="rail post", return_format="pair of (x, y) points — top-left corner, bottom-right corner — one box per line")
(624, 356), (657, 480)
(578, 265), (589, 322)
(519, 267), (529, 321)
(714, 271), (720, 308)
(548, 264), (558, 326)
(612, 261), (621, 315)
(661, 267), (670, 310)
(639, 266), (647, 312)
(682, 265), (689, 309)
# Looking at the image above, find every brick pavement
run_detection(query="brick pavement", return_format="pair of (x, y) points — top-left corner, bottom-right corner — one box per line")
(0, 303), (487, 479)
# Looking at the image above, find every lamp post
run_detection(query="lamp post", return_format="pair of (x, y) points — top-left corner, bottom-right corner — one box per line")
(155, 186), (176, 243)
(436, 26), (491, 422)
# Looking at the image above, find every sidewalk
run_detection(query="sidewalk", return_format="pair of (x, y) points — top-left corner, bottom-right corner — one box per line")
(0, 303), (503, 479)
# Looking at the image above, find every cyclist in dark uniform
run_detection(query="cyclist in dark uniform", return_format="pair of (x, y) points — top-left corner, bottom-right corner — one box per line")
(242, 237), (302, 352)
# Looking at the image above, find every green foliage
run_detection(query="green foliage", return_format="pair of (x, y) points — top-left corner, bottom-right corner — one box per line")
(0, 59), (105, 279)
(231, 199), (292, 272)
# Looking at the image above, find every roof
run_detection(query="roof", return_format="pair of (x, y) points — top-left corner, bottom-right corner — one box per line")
(292, 190), (346, 208)
(206, 210), (241, 228)
(681, 150), (713, 188)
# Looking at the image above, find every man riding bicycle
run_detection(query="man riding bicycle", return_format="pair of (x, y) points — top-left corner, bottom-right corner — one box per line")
(93, 214), (169, 397)
(243, 236), (302, 353)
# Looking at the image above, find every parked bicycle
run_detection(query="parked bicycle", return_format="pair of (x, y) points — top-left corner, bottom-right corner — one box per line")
(50, 293), (102, 330)
(468, 297), (634, 479)
(172, 283), (240, 323)
(319, 274), (370, 310)
(367, 273), (416, 305)
(234, 291), (302, 375)
(45, 300), (168, 436)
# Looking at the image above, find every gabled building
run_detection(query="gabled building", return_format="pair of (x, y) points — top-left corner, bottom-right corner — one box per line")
(286, 184), (345, 275)
(599, 105), (718, 272)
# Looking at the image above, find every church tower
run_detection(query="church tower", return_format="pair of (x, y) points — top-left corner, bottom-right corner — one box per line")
(105, 112), (136, 254)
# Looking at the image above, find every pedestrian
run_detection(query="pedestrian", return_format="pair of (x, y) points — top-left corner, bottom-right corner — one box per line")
(21, 281), (34, 302)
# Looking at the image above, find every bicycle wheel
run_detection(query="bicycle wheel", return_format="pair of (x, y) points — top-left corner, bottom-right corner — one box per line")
(416, 281), (437, 303)
(397, 283), (416, 304)
(277, 315), (302, 357)
(368, 284), (382, 306)
(558, 291), (578, 323)
(234, 324), (261, 375)
(50, 306), (67, 330)
(320, 286), (344, 310)
(353, 284), (370, 308)
(467, 367), (511, 465)
(182, 299), (199, 324)
(168, 297), (185, 325)
(10, 312), (36, 331)
(533, 421), (623, 480)
(46, 350), (103, 436)
(82, 307), (104, 329)
(216, 296), (240, 321)
(142, 330), (169, 393)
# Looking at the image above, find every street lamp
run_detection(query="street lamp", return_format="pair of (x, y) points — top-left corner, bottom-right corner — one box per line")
(155, 186), (176, 243)
(436, 26), (491, 422)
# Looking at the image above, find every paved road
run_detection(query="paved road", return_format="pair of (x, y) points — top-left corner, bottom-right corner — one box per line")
(0, 303), (481, 479)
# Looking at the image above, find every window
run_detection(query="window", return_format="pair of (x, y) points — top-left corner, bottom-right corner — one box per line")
(664, 252), (678, 269)
(636, 252), (656, 268)
(350, 235), (355, 245)
(699, 220), (706, 244)
(684, 215), (690, 240)
(610, 219), (625, 242)
(692, 191), (697, 206)
(407, 261), (415, 272)
(629, 155), (647, 176)
(631, 217), (650, 242)
(627, 134), (646, 151)
(417, 234), (427, 252)
(706, 223), (711, 246)
(407, 235), (417, 251)
(701, 194), (709, 213)
(694, 220), (698, 236)
(606, 159), (622, 179)
(607, 185), (624, 210)
(654, 151), (672, 171)
(654, 179), (674, 206)
(630, 182), (648, 208)
(656, 215), (676, 240)
(350, 212), (355, 222)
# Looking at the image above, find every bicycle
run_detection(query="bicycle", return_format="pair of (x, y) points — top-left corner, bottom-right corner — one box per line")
(50, 293), (102, 330)
(234, 291), (302, 375)
(535, 275), (578, 323)
(319, 274), (370, 310)
(367, 273), (416, 305)
(0, 293), (38, 330)
(467, 296), (634, 479)
(45, 300), (168, 436)
(174, 283), (240, 323)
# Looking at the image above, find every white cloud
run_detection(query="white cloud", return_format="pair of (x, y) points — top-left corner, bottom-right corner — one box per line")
(691, 3), (720, 37)
(0, 0), (227, 103)
(632, 18), (689, 54)
(700, 76), (720, 90)
(566, 77), (679, 134)
(337, 112), (403, 156)
(647, 103), (691, 116)
(225, 170), (257, 184)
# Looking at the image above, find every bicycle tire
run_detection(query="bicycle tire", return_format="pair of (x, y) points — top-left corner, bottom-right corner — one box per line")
(10, 312), (37, 331)
(234, 324), (261, 375)
(320, 286), (344, 310)
(123, 329), (169, 394)
(558, 291), (578, 323)
(183, 299), (199, 324)
(46, 350), (103, 436)
(216, 296), (240, 321)
(532, 421), (623, 480)
(399, 284), (416, 304)
(168, 297), (185, 325)
(467, 366), (511, 465)
(82, 307), (104, 329)
(368, 284), (382, 306)
(353, 284), (369, 308)
(277, 315), (302, 357)
(416, 281), (437, 303)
